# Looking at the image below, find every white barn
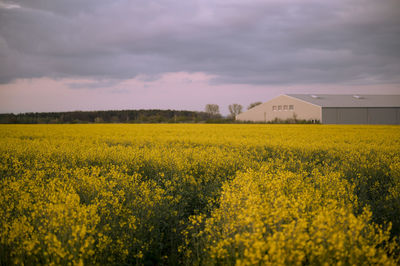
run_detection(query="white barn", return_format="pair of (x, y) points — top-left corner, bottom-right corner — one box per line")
(236, 94), (400, 124)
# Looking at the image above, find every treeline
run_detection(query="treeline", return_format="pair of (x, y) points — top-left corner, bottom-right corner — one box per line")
(0, 109), (212, 124)
(0, 108), (319, 124)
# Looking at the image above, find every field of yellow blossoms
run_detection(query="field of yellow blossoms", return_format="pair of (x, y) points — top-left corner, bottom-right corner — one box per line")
(1, 124), (400, 265)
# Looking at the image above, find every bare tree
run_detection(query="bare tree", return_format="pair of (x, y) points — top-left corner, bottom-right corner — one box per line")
(205, 104), (220, 117)
(228, 103), (243, 119)
(247, 102), (262, 110)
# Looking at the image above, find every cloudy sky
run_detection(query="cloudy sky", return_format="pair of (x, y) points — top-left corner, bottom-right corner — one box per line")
(0, 0), (399, 114)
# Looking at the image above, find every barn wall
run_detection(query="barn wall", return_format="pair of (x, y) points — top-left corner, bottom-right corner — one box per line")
(321, 108), (338, 124)
(395, 108), (399, 124)
(236, 95), (321, 122)
(339, 108), (368, 124)
(368, 108), (400, 124)
(322, 107), (400, 124)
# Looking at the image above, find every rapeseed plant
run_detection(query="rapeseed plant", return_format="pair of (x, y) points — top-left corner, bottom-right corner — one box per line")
(0, 124), (399, 265)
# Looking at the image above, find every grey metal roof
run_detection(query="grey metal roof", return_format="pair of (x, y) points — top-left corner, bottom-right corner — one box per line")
(286, 94), (400, 108)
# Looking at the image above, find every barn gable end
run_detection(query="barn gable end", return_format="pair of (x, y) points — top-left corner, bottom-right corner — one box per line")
(236, 94), (400, 124)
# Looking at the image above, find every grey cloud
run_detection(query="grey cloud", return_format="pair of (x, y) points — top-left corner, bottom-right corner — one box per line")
(67, 79), (122, 90)
(0, 0), (399, 85)
(0, 2), (20, 9)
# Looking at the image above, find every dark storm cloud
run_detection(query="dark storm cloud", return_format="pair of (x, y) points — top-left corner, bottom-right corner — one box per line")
(0, 0), (399, 85)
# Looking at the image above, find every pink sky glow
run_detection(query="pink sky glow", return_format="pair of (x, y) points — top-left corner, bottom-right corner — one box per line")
(1, 72), (399, 115)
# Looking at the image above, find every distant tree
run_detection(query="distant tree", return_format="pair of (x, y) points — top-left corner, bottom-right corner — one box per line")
(94, 117), (103, 123)
(228, 104), (243, 119)
(205, 104), (220, 117)
(247, 101), (262, 110)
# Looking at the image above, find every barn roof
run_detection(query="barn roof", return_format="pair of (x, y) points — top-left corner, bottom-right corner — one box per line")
(286, 94), (400, 108)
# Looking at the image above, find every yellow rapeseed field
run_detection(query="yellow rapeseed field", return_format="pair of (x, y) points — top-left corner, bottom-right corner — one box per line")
(0, 124), (399, 265)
